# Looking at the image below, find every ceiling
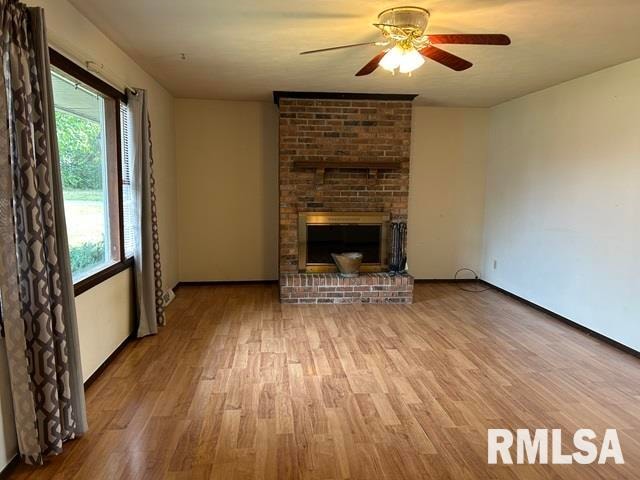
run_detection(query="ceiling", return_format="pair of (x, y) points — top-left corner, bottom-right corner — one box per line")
(68, 0), (640, 107)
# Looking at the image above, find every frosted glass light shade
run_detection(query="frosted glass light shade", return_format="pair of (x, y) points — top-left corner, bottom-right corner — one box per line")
(399, 48), (425, 73)
(379, 45), (404, 72)
(380, 45), (425, 74)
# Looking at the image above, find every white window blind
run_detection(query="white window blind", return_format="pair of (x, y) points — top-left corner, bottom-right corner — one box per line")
(120, 102), (135, 258)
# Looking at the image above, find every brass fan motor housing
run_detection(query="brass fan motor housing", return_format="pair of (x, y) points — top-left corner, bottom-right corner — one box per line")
(374, 6), (431, 43)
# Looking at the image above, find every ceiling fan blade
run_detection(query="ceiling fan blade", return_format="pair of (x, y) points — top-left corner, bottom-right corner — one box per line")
(419, 46), (472, 71)
(428, 34), (511, 45)
(355, 50), (388, 76)
(300, 42), (380, 55)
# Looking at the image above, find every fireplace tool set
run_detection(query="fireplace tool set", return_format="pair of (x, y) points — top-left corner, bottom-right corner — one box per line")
(389, 221), (407, 274)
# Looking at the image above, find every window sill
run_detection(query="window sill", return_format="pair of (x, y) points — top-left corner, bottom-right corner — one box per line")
(74, 257), (134, 297)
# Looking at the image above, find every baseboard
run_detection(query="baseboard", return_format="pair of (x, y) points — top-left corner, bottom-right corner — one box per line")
(83, 333), (135, 389)
(0, 454), (19, 479)
(414, 278), (478, 283)
(481, 280), (640, 359)
(178, 279), (473, 287)
(176, 280), (278, 289)
(0, 334), (133, 476)
(180, 279), (478, 286)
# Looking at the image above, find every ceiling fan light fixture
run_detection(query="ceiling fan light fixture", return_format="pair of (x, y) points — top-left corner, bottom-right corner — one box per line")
(301, 7), (510, 77)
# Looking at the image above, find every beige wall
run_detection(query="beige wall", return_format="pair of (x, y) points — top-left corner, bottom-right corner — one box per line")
(75, 271), (134, 380)
(0, 344), (16, 470)
(0, 271), (134, 469)
(174, 101), (489, 282)
(3, 2), (634, 469)
(483, 57), (640, 351)
(36, 0), (179, 290)
(0, 0), (178, 469)
(175, 99), (279, 281)
(0, 270), (134, 470)
(408, 107), (489, 279)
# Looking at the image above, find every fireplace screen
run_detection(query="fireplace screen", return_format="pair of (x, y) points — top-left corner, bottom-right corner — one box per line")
(298, 212), (389, 272)
(307, 225), (381, 264)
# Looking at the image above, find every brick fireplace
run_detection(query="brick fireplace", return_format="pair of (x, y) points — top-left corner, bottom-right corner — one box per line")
(276, 92), (416, 303)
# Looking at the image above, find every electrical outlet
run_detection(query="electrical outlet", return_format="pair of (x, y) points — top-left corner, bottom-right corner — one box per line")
(162, 289), (175, 306)
(493, 259), (498, 270)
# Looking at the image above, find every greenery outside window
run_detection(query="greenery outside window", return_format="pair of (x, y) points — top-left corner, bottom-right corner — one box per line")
(50, 49), (132, 295)
(52, 69), (120, 281)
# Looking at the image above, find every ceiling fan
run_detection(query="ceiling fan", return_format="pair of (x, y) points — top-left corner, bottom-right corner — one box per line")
(300, 6), (511, 76)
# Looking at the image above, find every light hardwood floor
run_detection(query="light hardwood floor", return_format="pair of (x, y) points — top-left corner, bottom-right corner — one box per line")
(7, 282), (640, 479)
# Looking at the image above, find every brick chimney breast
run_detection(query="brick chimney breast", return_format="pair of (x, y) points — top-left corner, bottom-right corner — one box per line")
(277, 94), (414, 275)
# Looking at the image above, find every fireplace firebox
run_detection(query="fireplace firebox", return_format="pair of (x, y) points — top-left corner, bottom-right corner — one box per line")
(298, 212), (389, 272)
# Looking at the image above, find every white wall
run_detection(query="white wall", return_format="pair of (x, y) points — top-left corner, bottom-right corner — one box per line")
(175, 99), (279, 281)
(483, 58), (640, 351)
(1, 0), (178, 470)
(408, 107), (489, 279)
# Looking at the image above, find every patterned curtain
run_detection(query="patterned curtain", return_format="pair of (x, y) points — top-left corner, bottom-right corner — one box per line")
(0, 0), (87, 465)
(127, 89), (165, 337)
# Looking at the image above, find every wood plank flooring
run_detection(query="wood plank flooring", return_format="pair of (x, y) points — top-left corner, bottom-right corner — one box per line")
(6, 282), (640, 479)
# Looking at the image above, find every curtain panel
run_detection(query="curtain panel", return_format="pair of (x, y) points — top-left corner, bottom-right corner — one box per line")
(127, 89), (165, 337)
(0, 0), (87, 465)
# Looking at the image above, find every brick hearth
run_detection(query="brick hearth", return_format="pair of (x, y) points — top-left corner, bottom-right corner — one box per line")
(280, 273), (414, 304)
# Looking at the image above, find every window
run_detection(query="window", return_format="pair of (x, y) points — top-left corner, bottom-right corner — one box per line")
(120, 103), (135, 258)
(50, 49), (132, 294)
